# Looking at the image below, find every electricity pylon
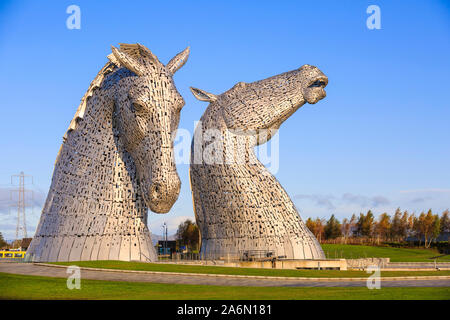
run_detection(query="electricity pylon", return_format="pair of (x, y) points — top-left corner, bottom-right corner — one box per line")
(10, 172), (33, 240)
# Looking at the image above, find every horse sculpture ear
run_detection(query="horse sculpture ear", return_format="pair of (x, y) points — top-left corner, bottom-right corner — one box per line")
(190, 87), (217, 102)
(111, 46), (147, 76)
(166, 47), (190, 75)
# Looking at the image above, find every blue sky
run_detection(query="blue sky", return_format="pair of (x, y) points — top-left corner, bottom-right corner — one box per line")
(0, 0), (449, 239)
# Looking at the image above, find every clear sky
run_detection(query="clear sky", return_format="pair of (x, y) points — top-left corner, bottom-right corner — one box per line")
(0, 0), (449, 240)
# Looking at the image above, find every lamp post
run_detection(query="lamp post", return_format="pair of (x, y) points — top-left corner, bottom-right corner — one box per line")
(162, 223), (168, 257)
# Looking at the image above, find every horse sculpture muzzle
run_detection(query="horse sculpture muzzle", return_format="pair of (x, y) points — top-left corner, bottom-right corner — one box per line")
(300, 64), (328, 104)
(146, 174), (181, 213)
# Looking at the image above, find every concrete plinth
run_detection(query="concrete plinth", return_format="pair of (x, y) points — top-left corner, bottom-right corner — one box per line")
(223, 259), (347, 270)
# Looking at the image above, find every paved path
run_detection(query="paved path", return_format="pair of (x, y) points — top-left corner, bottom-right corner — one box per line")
(1, 263), (449, 288)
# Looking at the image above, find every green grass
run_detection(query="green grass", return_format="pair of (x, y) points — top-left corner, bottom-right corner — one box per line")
(0, 272), (448, 300)
(321, 244), (450, 262)
(50, 260), (450, 278)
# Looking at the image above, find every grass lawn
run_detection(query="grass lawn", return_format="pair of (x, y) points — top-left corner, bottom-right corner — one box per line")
(321, 244), (450, 262)
(0, 272), (448, 300)
(51, 260), (450, 278)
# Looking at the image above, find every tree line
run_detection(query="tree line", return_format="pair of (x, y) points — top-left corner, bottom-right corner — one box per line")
(306, 208), (450, 248)
(174, 209), (450, 252)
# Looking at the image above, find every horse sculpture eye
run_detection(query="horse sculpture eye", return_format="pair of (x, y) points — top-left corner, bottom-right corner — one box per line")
(132, 102), (145, 113)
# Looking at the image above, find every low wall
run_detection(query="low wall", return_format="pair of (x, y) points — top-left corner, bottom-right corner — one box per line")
(160, 258), (394, 271)
(346, 258), (390, 269)
(223, 259), (348, 271)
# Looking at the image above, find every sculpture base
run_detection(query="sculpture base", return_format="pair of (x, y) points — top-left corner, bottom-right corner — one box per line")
(222, 259), (347, 271)
(26, 234), (157, 262)
(198, 237), (326, 261)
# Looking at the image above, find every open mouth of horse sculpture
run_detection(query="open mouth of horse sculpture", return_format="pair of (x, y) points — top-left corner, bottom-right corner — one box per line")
(302, 67), (329, 105)
(26, 43), (189, 262)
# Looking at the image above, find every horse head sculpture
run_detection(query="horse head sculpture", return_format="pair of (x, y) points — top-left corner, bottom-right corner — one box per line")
(27, 43), (189, 262)
(110, 44), (189, 213)
(189, 64), (328, 260)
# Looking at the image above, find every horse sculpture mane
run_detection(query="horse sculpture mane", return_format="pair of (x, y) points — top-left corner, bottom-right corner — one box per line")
(27, 43), (189, 262)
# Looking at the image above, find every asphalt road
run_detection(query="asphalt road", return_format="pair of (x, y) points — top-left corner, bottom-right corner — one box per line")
(1, 263), (449, 287)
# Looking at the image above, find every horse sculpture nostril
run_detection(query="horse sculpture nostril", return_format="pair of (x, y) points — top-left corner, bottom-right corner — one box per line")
(150, 183), (162, 200)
